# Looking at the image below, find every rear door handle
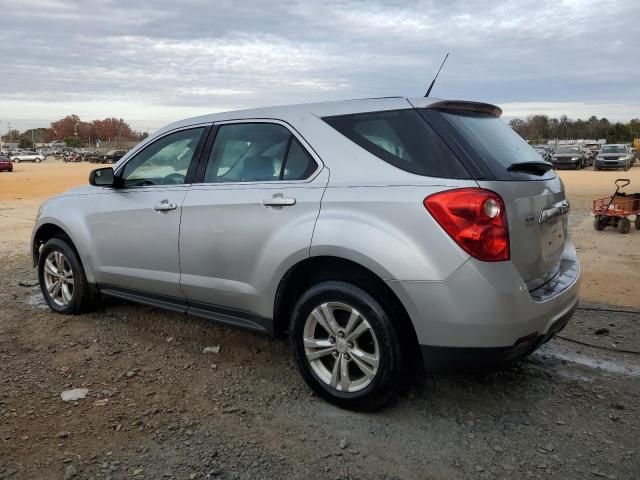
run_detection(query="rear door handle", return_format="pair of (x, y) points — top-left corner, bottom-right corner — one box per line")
(262, 194), (296, 207)
(153, 200), (178, 212)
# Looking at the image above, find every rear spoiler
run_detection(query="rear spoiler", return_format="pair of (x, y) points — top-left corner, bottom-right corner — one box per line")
(422, 100), (503, 118)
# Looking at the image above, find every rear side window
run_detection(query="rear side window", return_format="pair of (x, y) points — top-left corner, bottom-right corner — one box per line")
(323, 109), (469, 178)
(283, 138), (317, 180)
(204, 123), (318, 183)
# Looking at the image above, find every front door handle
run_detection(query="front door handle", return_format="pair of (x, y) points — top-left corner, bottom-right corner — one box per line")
(153, 200), (178, 212)
(262, 194), (296, 207)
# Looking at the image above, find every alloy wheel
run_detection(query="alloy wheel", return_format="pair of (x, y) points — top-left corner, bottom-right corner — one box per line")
(303, 302), (380, 393)
(43, 251), (74, 306)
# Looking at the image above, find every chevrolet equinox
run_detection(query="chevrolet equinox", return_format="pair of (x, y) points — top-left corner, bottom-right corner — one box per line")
(32, 97), (580, 410)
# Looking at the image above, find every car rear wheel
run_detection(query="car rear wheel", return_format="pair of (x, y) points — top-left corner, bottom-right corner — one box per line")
(13, 158), (19, 163)
(35, 157), (41, 163)
(290, 281), (403, 411)
(38, 238), (95, 314)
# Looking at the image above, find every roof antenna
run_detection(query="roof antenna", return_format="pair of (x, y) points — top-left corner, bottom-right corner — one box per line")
(425, 52), (449, 97)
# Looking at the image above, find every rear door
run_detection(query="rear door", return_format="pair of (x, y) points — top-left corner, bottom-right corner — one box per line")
(179, 120), (327, 328)
(421, 106), (570, 290)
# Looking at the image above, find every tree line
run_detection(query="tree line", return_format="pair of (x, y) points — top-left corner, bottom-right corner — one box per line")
(1, 114), (148, 148)
(509, 115), (640, 144)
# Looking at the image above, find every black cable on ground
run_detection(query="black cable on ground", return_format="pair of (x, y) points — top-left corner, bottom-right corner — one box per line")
(576, 306), (640, 315)
(555, 334), (640, 355)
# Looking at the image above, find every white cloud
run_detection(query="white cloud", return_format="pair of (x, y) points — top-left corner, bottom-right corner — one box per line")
(0, 0), (638, 130)
(501, 101), (640, 122)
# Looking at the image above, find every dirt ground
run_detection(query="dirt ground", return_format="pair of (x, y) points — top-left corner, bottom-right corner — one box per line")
(1, 160), (639, 479)
(2, 161), (639, 307)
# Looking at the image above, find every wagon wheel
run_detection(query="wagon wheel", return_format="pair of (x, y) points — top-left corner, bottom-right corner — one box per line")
(635, 216), (640, 230)
(593, 215), (606, 231)
(617, 218), (631, 234)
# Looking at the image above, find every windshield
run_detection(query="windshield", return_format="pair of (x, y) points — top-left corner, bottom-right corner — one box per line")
(601, 145), (626, 154)
(556, 147), (579, 154)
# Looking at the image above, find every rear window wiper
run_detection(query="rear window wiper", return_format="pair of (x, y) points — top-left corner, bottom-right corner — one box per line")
(507, 161), (553, 175)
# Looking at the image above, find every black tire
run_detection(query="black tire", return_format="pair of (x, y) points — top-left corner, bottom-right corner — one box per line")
(38, 238), (95, 314)
(290, 281), (403, 411)
(594, 215), (606, 231)
(635, 216), (640, 230)
(13, 158), (20, 163)
(617, 218), (631, 234)
(35, 158), (41, 163)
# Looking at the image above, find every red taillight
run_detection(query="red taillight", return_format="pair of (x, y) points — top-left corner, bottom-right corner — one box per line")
(424, 188), (510, 262)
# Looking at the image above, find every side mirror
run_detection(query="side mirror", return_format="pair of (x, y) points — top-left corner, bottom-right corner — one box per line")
(89, 167), (115, 187)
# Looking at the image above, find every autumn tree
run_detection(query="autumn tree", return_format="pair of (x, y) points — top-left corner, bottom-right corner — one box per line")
(91, 118), (137, 141)
(46, 115), (87, 142)
(45, 115), (138, 144)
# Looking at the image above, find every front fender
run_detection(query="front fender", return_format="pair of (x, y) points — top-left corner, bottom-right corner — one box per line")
(32, 195), (97, 283)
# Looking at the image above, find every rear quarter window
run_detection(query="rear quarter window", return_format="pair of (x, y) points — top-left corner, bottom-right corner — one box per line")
(323, 109), (470, 179)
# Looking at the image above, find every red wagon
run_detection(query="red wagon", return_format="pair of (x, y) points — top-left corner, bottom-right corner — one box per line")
(592, 179), (640, 234)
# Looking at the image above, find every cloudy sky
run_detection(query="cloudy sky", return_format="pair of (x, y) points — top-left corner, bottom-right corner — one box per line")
(0, 0), (638, 132)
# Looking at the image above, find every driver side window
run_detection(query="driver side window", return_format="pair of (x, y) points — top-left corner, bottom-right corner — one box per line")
(121, 127), (204, 187)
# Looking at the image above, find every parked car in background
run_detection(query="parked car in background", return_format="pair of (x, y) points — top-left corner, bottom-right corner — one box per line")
(11, 150), (45, 163)
(550, 145), (587, 169)
(99, 149), (127, 164)
(582, 142), (600, 166)
(0, 155), (13, 172)
(595, 144), (632, 171)
(532, 146), (552, 162)
(32, 97), (580, 410)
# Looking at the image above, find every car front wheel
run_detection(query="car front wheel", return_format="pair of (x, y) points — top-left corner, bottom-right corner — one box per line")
(290, 281), (403, 411)
(38, 238), (94, 314)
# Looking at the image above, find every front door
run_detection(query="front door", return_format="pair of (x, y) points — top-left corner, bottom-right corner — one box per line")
(90, 126), (207, 299)
(179, 121), (327, 326)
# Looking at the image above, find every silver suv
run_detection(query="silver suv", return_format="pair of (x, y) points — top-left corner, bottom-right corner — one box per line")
(32, 97), (580, 410)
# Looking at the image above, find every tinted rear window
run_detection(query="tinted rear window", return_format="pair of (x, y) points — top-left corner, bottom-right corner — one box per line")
(441, 111), (542, 165)
(323, 109), (469, 179)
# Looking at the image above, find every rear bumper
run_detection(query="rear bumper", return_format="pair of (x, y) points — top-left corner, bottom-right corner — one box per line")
(387, 241), (580, 357)
(419, 303), (575, 370)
